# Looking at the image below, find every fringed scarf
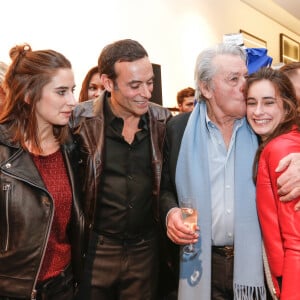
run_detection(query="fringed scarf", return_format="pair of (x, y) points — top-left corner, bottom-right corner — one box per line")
(175, 101), (266, 299)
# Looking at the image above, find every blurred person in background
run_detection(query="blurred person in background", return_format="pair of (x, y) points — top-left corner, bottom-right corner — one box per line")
(280, 62), (300, 105)
(78, 66), (104, 102)
(176, 86), (195, 113)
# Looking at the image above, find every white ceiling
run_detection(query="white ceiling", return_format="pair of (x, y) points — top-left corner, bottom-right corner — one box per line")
(241, 0), (300, 35)
(273, 0), (300, 20)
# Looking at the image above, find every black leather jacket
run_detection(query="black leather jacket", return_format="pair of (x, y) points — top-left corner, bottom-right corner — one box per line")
(70, 92), (172, 231)
(0, 124), (85, 299)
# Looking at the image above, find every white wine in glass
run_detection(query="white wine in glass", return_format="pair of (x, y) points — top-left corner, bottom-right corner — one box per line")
(180, 198), (198, 254)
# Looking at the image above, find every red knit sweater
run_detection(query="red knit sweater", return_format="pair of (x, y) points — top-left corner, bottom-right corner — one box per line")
(32, 149), (72, 282)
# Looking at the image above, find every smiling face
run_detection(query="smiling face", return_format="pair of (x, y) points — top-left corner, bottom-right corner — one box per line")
(246, 79), (285, 141)
(103, 56), (154, 118)
(35, 68), (76, 130)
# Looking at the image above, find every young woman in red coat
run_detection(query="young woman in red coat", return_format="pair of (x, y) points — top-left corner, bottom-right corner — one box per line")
(246, 67), (300, 300)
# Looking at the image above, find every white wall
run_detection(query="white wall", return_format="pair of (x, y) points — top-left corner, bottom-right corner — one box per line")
(0, 0), (299, 107)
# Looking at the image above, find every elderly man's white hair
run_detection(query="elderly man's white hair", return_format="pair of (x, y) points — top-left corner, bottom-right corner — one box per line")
(194, 43), (246, 101)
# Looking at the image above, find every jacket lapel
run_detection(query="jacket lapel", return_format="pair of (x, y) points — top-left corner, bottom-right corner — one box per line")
(1, 148), (46, 190)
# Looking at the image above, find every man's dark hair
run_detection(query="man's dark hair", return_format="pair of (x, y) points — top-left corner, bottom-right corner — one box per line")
(98, 39), (148, 81)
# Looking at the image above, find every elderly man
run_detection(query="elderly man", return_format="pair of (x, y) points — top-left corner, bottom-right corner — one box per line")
(160, 43), (271, 299)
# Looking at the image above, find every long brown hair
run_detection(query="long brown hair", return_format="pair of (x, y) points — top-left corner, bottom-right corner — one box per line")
(1, 43), (72, 152)
(245, 67), (300, 181)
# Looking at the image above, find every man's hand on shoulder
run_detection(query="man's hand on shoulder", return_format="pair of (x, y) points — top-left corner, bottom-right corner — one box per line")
(276, 153), (300, 209)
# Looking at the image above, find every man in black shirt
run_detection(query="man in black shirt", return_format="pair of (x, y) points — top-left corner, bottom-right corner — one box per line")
(71, 39), (172, 300)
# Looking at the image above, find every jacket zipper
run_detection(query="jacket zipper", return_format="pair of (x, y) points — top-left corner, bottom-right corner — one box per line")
(3, 183), (11, 252)
(31, 202), (54, 300)
(1, 169), (55, 300)
(1, 183), (11, 252)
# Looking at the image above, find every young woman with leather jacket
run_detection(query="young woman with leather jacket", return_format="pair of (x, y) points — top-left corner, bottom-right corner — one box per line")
(0, 44), (85, 300)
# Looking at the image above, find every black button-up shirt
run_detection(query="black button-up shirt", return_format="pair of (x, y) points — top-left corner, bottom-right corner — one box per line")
(94, 99), (154, 239)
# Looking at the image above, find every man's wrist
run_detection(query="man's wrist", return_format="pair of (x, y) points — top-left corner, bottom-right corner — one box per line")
(166, 207), (179, 227)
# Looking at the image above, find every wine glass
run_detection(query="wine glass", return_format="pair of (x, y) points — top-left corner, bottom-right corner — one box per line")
(180, 198), (198, 254)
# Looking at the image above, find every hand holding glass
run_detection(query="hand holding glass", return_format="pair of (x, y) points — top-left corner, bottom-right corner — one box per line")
(180, 199), (198, 254)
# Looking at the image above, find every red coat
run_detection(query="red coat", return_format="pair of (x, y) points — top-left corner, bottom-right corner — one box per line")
(257, 128), (300, 299)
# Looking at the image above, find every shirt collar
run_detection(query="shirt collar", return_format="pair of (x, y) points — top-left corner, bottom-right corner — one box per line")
(205, 105), (244, 130)
(104, 96), (148, 130)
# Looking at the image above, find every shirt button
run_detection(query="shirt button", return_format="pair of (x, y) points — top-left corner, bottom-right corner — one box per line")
(226, 209), (231, 214)
(225, 185), (230, 189)
(128, 175), (133, 180)
(228, 232), (233, 238)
